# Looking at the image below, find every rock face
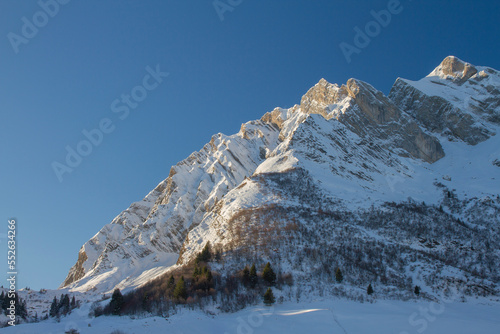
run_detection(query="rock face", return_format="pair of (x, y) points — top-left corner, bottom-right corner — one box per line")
(300, 78), (444, 163)
(430, 55), (478, 84)
(389, 56), (500, 145)
(61, 249), (87, 287)
(62, 56), (500, 294)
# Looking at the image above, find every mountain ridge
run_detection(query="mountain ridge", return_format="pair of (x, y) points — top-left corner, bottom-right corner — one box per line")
(62, 56), (500, 299)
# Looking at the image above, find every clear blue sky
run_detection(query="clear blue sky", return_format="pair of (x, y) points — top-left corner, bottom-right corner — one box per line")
(1, 0), (499, 290)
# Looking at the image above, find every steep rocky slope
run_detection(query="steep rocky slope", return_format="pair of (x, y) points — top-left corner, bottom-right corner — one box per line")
(389, 56), (500, 145)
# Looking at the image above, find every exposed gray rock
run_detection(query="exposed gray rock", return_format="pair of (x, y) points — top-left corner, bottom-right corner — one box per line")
(389, 56), (499, 145)
(300, 78), (445, 163)
(61, 248), (87, 288)
(300, 78), (349, 118)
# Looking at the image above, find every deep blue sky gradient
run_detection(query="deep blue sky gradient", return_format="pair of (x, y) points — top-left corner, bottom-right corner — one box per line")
(1, 0), (499, 289)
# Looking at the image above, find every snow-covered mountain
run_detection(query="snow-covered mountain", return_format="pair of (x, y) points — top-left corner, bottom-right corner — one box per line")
(62, 56), (500, 298)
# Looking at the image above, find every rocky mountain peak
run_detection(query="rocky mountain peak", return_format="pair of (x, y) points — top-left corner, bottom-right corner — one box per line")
(299, 78), (347, 117)
(428, 56), (478, 83)
(389, 56), (499, 145)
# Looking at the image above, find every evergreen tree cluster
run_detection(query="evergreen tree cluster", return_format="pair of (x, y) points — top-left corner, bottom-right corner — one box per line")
(173, 276), (187, 300)
(49, 293), (77, 318)
(95, 289), (125, 316)
(98, 262), (216, 316)
(242, 264), (258, 288)
(241, 262), (276, 288)
(192, 265), (214, 294)
(196, 243), (212, 264)
(0, 291), (28, 320)
(239, 262), (278, 305)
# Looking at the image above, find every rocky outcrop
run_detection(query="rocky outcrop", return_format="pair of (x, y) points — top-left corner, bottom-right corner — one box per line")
(300, 78), (349, 118)
(343, 79), (445, 163)
(389, 56), (499, 145)
(389, 79), (492, 145)
(428, 55), (478, 84)
(299, 78), (444, 163)
(61, 248), (87, 288)
(260, 107), (287, 129)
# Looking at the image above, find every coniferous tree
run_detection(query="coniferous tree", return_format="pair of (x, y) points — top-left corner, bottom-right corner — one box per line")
(335, 268), (343, 283)
(3, 292), (10, 311)
(49, 296), (58, 317)
(166, 275), (175, 297)
(249, 264), (258, 288)
(19, 298), (28, 319)
(142, 293), (150, 312)
(200, 268), (213, 292)
(58, 294), (64, 310)
(196, 242), (212, 263)
(168, 275), (175, 288)
(206, 269), (213, 282)
(262, 262), (276, 286)
(2, 294), (8, 312)
(71, 295), (77, 309)
(414, 285), (421, 296)
(193, 266), (200, 280)
(263, 288), (275, 306)
(367, 283), (374, 295)
(6, 293), (27, 320)
(0, 291), (4, 311)
(173, 276), (187, 300)
(63, 294), (70, 314)
(109, 289), (124, 315)
(214, 247), (222, 262)
(60, 294), (70, 315)
(242, 266), (250, 286)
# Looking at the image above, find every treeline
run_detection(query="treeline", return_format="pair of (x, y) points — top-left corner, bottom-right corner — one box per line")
(92, 243), (217, 317)
(0, 291), (28, 322)
(49, 293), (78, 318)
(93, 244), (292, 317)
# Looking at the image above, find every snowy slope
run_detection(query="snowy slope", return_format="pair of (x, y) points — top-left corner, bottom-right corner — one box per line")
(3, 299), (500, 334)
(63, 119), (282, 292)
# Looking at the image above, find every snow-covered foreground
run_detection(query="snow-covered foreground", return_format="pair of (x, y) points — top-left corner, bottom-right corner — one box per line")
(4, 299), (499, 334)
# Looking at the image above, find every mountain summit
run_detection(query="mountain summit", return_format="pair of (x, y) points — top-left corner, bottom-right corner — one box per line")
(62, 57), (500, 299)
(390, 56), (499, 145)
